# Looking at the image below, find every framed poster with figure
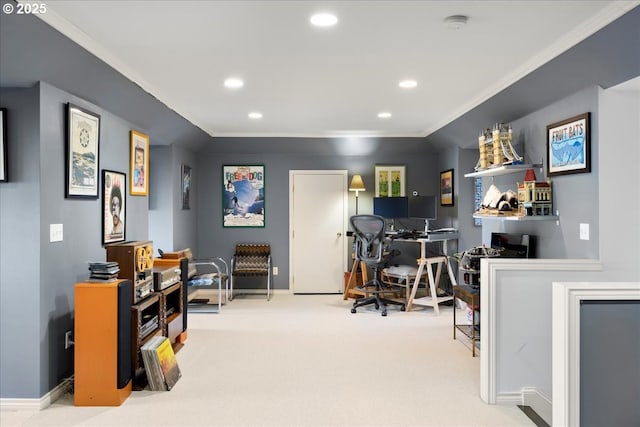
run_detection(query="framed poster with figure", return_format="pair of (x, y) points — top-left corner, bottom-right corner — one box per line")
(66, 103), (100, 198)
(182, 164), (191, 210)
(102, 170), (126, 245)
(130, 130), (149, 196)
(222, 165), (265, 227)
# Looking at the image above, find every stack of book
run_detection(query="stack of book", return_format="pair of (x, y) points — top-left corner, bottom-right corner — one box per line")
(88, 261), (120, 281)
(141, 336), (182, 391)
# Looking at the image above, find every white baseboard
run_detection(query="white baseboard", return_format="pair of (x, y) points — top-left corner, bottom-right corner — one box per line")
(496, 387), (551, 426)
(495, 391), (523, 406)
(523, 387), (552, 426)
(0, 376), (73, 411)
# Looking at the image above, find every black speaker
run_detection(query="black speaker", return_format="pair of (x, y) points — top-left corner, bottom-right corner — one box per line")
(116, 280), (132, 389)
(179, 257), (189, 331)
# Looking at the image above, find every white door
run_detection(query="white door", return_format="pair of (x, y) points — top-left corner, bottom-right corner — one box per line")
(289, 170), (348, 293)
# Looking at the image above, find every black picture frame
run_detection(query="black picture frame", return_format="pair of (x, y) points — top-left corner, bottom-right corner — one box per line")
(546, 112), (591, 177)
(182, 164), (191, 210)
(0, 108), (7, 182)
(65, 103), (100, 198)
(102, 169), (126, 245)
(440, 169), (454, 206)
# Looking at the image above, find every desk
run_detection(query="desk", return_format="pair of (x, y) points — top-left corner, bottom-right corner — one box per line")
(343, 231), (459, 308)
(391, 232), (459, 315)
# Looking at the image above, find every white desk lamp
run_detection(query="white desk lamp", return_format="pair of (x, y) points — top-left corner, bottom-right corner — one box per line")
(349, 175), (366, 215)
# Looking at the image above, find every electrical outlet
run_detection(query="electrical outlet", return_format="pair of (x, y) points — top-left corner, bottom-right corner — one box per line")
(273, 266), (278, 276)
(65, 331), (74, 349)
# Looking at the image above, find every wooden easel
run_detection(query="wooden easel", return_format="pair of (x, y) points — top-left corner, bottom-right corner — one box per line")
(343, 258), (368, 300)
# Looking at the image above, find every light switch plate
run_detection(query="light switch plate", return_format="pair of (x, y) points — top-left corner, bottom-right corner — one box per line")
(50, 224), (63, 242)
(579, 223), (589, 241)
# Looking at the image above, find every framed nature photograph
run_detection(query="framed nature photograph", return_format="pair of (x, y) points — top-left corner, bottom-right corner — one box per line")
(547, 112), (590, 177)
(222, 165), (265, 227)
(0, 108), (6, 182)
(66, 103), (100, 198)
(374, 165), (406, 197)
(102, 169), (126, 245)
(130, 130), (149, 196)
(440, 169), (454, 206)
(182, 164), (191, 210)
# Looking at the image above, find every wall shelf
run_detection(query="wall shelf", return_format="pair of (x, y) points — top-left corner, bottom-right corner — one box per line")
(464, 163), (542, 178)
(473, 214), (559, 221)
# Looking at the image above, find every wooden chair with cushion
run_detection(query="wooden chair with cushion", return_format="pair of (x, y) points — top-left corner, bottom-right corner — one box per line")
(230, 244), (272, 301)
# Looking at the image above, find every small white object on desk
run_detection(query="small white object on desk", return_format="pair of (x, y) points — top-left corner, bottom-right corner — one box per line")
(431, 227), (458, 233)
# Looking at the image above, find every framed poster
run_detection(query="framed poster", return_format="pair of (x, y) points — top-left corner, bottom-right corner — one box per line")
(65, 103), (100, 198)
(222, 165), (265, 227)
(102, 170), (126, 245)
(547, 112), (590, 177)
(440, 169), (454, 206)
(0, 108), (6, 182)
(182, 164), (191, 210)
(374, 165), (406, 197)
(130, 130), (149, 196)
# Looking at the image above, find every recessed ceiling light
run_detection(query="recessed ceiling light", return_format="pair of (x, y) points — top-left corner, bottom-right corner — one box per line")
(378, 112), (392, 119)
(224, 77), (244, 89)
(248, 112), (263, 119)
(398, 79), (418, 89)
(444, 15), (468, 30)
(310, 12), (338, 27)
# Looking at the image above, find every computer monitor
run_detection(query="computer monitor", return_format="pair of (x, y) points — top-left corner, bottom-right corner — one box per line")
(491, 232), (536, 258)
(373, 197), (408, 219)
(408, 195), (437, 220)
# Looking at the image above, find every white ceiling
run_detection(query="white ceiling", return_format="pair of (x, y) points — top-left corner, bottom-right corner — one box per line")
(32, 1), (638, 138)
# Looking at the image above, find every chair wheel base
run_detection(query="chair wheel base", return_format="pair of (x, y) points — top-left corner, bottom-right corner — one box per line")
(400, 305), (406, 311)
(381, 311), (387, 316)
(351, 308), (357, 314)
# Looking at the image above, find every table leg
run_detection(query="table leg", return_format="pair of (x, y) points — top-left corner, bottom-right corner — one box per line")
(343, 260), (359, 300)
(406, 261), (426, 311)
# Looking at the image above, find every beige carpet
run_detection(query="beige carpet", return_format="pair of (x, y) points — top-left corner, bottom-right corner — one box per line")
(1, 294), (534, 426)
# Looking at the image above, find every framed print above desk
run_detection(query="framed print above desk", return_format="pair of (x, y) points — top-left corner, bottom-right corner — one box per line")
(440, 169), (454, 206)
(375, 165), (405, 197)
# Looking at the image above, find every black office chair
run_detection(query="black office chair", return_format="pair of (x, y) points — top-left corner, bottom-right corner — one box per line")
(350, 214), (405, 316)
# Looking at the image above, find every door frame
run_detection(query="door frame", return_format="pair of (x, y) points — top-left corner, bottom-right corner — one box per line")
(288, 170), (349, 293)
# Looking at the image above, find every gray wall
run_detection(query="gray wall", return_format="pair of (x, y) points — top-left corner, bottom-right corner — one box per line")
(149, 143), (198, 254)
(481, 86), (600, 259)
(172, 145), (197, 252)
(149, 145), (173, 253)
(193, 141), (453, 289)
(0, 86), (41, 398)
(580, 301), (640, 427)
(598, 82), (640, 277)
(1, 82), (153, 398)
